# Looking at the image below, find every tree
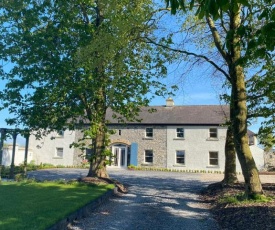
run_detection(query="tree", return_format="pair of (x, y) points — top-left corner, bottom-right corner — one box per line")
(163, 0), (275, 196)
(247, 65), (275, 151)
(0, 0), (171, 178)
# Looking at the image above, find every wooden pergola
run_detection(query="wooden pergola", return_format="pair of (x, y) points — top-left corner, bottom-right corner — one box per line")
(0, 128), (30, 180)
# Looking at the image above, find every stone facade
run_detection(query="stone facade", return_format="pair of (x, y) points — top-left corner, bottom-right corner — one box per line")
(264, 150), (275, 171)
(109, 124), (167, 168)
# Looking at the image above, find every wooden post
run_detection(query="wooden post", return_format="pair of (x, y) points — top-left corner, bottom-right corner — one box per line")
(0, 129), (6, 181)
(24, 132), (30, 177)
(9, 131), (18, 179)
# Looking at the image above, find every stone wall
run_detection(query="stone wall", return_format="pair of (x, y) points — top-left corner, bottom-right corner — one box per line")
(109, 124), (167, 168)
(264, 150), (275, 171)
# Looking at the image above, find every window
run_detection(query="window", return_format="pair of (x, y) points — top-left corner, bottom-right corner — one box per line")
(86, 148), (93, 158)
(57, 130), (64, 137)
(145, 128), (153, 138)
(209, 151), (218, 166)
(209, 128), (218, 138)
(118, 129), (121, 135)
(145, 150), (153, 163)
(176, 128), (184, 138)
(176, 150), (185, 164)
(56, 148), (64, 158)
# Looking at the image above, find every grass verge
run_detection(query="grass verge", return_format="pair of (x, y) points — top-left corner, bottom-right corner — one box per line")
(0, 180), (114, 230)
(219, 193), (273, 205)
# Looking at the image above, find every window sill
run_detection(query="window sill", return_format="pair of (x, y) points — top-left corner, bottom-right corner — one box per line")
(142, 137), (153, 140)
(141, 163), (153, 166)
(173, 164), (186, 167)
(206, 138), (219, 141)
(53, 157), (63, 159)
(173, 138), (185, 140)
(206, 165), (219, 168)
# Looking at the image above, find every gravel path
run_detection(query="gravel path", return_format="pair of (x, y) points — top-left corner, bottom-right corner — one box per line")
(28, 169), (221, 230)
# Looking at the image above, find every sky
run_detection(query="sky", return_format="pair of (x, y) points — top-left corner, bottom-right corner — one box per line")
(0, 2), (263, 144)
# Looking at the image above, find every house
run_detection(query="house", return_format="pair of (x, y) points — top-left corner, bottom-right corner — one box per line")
(28, 99), (264, 172)
(2, 144), (33, 166)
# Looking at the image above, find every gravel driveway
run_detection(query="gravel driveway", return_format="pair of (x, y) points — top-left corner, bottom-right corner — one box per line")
(28, 169), (221, 230)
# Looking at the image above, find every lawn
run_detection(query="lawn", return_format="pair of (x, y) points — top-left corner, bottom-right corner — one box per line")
(0, 180), (114, 230)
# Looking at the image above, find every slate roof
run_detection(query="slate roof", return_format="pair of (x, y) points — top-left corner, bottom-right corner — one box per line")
(106, 105), (230, 125)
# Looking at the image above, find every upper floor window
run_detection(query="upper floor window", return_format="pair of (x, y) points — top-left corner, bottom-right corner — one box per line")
(145, 150), (153, 163)
(209, 128), (218, 138)
(57, 130), (64, 138)
(55, 147), (64, 158)
(209, 151), (218, 166)
(176, 128), (184, 138)
(176, 150), (185, 164)
(145, 128), (153, 138)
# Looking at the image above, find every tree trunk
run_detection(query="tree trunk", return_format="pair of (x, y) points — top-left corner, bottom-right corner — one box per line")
(222, 126), (238, 185)
(86, 1), (109, 179)
(87, 121), (109, 178)
(231, 71), (263, 196)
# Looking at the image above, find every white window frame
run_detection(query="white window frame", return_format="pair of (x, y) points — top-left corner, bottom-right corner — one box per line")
(176, 128), (184, 138)
(145, 127), (153, 138)
(209, 151), (218, 166)
(55, 147), (64, 158)
(176, 150), (185, 165)
(209, 128), (218, 138)
(144, 150), (153, 163)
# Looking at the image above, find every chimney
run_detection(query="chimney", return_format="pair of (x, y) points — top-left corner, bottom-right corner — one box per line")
(166, 97), (174, 107)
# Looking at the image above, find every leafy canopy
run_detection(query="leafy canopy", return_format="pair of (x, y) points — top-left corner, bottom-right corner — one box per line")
(0, 0), (171, 135)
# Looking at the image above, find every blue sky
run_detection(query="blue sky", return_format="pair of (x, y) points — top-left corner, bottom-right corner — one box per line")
(0, 67), (261, 136)
(0, 3), (262, 144)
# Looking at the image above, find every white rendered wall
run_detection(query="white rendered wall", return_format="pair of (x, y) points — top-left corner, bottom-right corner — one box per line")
(29, 130), (76, 166)
(2, 145), (33, 166)
(236, 144), (265, 172)
(167, 126), (227, 171)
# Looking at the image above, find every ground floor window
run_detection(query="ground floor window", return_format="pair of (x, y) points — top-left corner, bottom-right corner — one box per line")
(209, 151), (218, 166)
(145, 150), (153, 163)
(56, 147), (63, 158)
(176, 150), (185, 164)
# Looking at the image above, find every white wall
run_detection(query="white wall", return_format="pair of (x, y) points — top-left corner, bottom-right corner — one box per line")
(167, 126), (227, 171)
(236, 145), (265, 172)
(166, 126), (264, 173)
(29, 130), (76, 166)
(2, 145), (33, 166)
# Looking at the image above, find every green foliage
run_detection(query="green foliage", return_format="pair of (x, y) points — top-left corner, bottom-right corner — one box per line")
(127, 164), (136, 169)
(14, 173), (25, 182)
(0, 0), (174, 176)
(0, 0), (170, 131)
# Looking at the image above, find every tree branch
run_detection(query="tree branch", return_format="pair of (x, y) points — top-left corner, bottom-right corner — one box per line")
(206, 16), (230, 65)
(145, 37), (231, 81)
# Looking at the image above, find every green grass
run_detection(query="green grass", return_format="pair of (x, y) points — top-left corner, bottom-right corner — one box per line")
(219, 192), (273, 205)
(0, 180), (114, 230)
